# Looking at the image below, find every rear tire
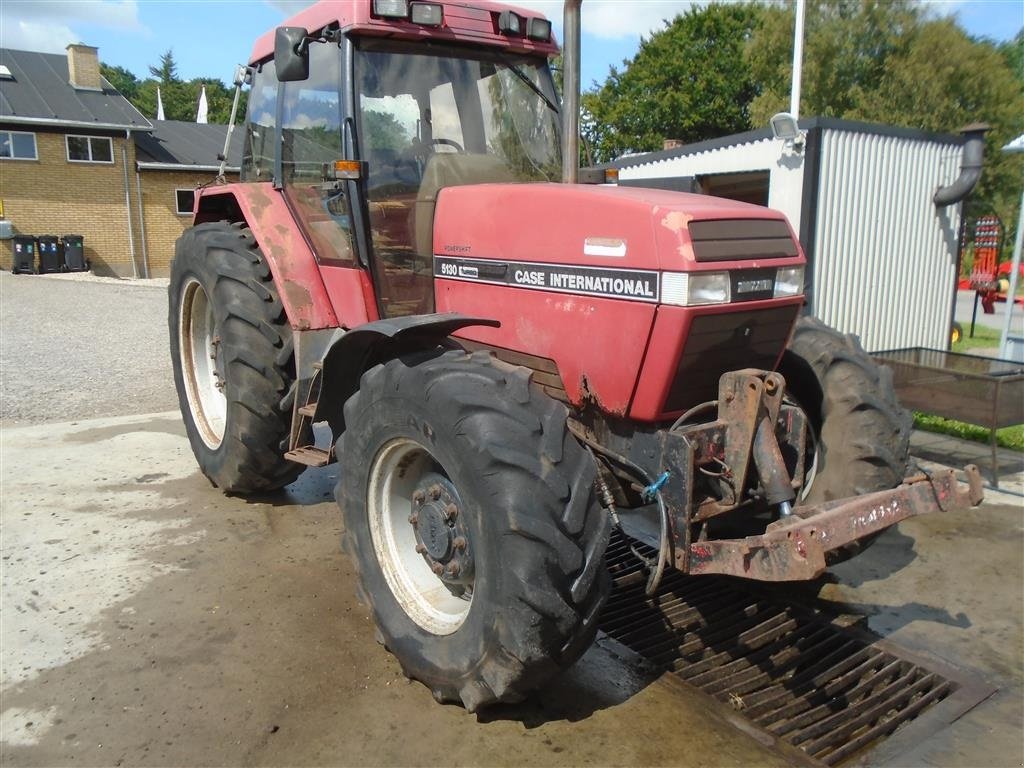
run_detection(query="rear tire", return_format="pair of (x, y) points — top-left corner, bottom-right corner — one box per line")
(337, 350), (611, 712)
(780, 316), (911, 505)
(169, 221), (305, 493)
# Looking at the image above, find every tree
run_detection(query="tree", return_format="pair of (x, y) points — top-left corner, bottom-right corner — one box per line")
(747, 1), (1024, 254)
(581, 3), (765, 163)
(148, 49), (180, 84)
(100, 63), (139, 99)
(746, 0), (921, 125)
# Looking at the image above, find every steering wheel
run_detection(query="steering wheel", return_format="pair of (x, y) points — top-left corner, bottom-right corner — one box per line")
(430, 137), (464, 153)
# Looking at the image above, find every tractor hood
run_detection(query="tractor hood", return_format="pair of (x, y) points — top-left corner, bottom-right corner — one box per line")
(431, 182), (804, 278)
(432, 182), (807, 421)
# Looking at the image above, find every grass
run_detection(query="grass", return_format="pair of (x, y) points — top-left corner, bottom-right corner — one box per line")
(952, 323), (1001, 351)
(914, 412), (1024, 452)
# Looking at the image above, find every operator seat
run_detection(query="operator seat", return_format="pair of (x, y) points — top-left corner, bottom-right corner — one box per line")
(412, 153), (516, 258)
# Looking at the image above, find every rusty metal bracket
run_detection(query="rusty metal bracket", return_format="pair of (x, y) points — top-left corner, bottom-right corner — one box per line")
(681, 466), (985, 581)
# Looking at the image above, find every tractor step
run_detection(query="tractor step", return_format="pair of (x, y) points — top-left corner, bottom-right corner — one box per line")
(285, 445), (333, 467)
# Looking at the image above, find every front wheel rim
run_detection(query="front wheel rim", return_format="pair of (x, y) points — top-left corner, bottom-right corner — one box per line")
(179, 277), (227, 449)
(368, 438), (474, 635)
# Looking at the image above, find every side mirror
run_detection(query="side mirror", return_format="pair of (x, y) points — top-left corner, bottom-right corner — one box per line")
(275, 26), (310, 82)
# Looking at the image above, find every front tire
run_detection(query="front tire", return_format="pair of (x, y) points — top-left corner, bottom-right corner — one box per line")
(337, 351), (611, 712)
(780, 316), (911, 505)
(169, 221), (305, 493)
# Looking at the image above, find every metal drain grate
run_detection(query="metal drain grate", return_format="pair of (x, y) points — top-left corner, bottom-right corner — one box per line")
(599, 533), (993, 766)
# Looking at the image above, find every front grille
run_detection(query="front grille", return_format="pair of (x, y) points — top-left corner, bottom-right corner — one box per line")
(689, 219), (798, 262)
(662, 304), (800, 414)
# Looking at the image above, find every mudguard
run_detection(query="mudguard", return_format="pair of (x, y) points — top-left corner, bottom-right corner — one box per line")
(194, 184), (343, 330)
(315, 313), (501, 435)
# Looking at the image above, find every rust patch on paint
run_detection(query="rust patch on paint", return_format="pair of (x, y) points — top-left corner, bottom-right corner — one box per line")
(660, 210), (693, 233)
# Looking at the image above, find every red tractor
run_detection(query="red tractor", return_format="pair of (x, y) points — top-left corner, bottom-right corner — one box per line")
(169, 0), (982, 711)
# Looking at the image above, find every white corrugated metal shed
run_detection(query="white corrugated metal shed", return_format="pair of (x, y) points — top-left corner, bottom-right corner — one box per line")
(613, 119), (966, 351)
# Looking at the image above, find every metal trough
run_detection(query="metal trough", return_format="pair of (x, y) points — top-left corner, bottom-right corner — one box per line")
(872, 348), (1024, 486)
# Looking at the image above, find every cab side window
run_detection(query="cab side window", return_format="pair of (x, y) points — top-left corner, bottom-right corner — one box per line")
(280, 41), (355, 266)
(242, 60), (278, 181)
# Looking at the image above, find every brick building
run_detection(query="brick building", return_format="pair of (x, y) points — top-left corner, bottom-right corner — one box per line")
(0, 45), (152, 276)
(134, 121), (242, 276)
(0, 45), (242, 278)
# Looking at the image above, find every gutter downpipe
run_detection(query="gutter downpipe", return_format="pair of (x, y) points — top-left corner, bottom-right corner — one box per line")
(135, 168), (150, 278)
(933, 123), (988, 207)
(935, 124), (988, 349)
(561, 0), (581, 184)
(122, 130), (139, 279)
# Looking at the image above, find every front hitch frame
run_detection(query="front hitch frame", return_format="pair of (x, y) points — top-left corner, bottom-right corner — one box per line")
(684, 465), (984, 581)
(649, 368), (985, 582)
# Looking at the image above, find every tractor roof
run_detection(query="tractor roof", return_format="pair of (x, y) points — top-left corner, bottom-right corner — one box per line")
(250, 0), (558, 65)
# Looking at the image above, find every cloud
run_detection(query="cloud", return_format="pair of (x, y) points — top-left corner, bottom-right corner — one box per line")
(3, 21), (79, 54)
(4, 0), (141, 28)
(514, 1), (701, 39)
(0, 0), (143, 52)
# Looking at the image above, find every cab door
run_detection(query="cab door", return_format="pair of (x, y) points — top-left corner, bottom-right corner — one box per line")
(279, 40), (358, 269)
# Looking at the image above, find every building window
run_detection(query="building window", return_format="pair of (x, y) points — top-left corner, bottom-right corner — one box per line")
(698, 171), (771, 206)
(175, 189), (196, 216)
(66, 135), (114, 163)
(0, 130), (38, 160)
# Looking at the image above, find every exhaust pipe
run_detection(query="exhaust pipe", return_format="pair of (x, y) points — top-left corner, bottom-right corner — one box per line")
(934, 123), (989, 207)
(561, 0), (581, 184)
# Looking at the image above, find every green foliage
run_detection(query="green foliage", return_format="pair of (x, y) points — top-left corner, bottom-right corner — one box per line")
(362, 110), (410, 152)
(100, 63), (139, 99)
(148, 49), (180, 84)
(746, 0), (921, 124)
(914, 412), (1024, 452)
(746, 1), (1024, 253)
(952, 323), (1001, 351)
(101, 56), (246, 124)
(581, 3), (765, 163)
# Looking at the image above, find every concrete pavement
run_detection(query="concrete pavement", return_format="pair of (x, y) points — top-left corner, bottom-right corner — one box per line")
(0, 413), (787, 767)
(1, 411), (1021, 767)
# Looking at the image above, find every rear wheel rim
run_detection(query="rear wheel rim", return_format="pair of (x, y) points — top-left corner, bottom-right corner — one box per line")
(179, 277), (227, 449)
(368, 438), (474, 636)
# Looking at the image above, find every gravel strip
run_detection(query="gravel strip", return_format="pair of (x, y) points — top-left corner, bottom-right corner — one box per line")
(0, 272), (178, 426)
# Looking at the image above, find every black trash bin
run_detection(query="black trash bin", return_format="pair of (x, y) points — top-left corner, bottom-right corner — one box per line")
(12, 235), (37, 274)
(37, 235), (62, 273)
(62, 234), (87, 272)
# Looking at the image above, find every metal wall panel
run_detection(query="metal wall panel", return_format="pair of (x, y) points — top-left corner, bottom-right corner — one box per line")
(619, 138), (807, 233)
(812, 129), (962, 351)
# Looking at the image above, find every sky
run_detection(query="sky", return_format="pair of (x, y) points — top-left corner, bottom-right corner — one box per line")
(0, 0), (1021, 94)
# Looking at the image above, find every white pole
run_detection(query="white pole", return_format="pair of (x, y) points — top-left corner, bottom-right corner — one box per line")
(998, 188), (1023, 359)
(790, 0), (805, 120)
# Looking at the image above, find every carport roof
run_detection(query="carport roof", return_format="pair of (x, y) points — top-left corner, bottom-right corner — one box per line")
(0, 47), (152, 131)
(134, 120), (243, 171)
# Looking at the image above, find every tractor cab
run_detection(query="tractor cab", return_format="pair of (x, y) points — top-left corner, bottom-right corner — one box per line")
(241, 1), (561, 319)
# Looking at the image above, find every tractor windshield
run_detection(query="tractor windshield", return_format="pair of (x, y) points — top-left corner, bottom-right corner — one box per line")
(354, 39), (561, 317)
(355, 40), (561, 184)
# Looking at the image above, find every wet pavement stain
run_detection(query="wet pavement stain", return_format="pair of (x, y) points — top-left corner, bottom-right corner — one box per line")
(1, 416), (787, 767)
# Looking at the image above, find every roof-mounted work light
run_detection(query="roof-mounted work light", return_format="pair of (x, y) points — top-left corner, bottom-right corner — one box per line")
(527, 17), (551, 41)
(373, 0), (409, 19)
(498, 10), (524, 35)
(410, 2), (443, 26)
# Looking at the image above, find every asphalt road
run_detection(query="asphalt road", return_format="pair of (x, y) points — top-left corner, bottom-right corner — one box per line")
(953, 289), (1023, 335)
(0, 273), (178, 427)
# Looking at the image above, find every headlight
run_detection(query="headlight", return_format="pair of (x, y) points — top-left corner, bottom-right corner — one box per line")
(661, 272), (731, 306)
(774, 266), (805, 297)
